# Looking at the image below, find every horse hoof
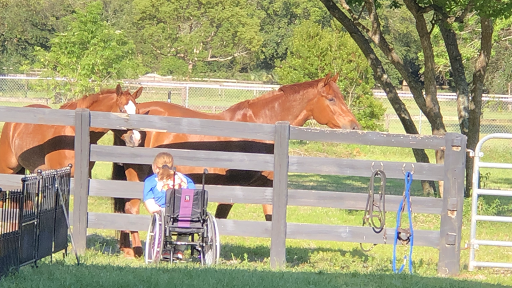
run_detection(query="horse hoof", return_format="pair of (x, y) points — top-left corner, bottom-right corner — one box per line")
(120, 247), (135, 259)
(133, 246), (143, 258)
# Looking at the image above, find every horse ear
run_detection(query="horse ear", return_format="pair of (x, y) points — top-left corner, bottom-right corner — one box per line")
(331, 73), (339, 83)
(115, 84), (122, 96)
(133, 86), (144, 99)
(322, 73), (332, 87)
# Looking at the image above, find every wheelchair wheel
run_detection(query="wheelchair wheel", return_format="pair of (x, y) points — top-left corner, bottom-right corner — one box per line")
(202, 212), (220, 265)
(145, 212), (164, 264)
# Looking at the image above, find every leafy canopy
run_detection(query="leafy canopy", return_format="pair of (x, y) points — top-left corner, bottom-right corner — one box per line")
(35, 1), (140, 98)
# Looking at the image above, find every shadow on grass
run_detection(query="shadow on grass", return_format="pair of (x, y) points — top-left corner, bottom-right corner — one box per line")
(0, 259), (507, 288)
(289, 174), (435, 197)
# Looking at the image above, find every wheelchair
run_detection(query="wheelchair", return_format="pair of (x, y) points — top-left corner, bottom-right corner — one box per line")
(144, 175), (220, 265)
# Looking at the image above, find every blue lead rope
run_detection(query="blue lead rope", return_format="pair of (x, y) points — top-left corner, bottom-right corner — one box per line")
(393, 171), (414, 274)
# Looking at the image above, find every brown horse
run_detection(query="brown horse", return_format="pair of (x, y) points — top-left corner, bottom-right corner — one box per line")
(0, 84), (143, 176)
(112, 73), (361, 258)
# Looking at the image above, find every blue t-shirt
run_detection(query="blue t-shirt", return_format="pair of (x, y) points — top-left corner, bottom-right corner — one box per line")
(142, 173), (195, 208)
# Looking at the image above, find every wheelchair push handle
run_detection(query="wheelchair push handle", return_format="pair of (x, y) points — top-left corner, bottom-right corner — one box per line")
(202, 168), (208, 191)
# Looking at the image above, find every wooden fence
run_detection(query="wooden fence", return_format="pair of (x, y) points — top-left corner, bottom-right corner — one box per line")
(0, 106), (467, 276)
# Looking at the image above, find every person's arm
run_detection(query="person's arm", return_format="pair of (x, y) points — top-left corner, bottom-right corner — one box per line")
(177, 172), (196, 189)
(143, 174), (160, 214)
(144, 199), (161, 214)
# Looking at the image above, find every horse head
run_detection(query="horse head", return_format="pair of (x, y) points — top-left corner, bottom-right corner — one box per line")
(78, 84), (144, 145)
(113, 84), (143, 115)
(119, 129), (143, 148)
(310, 73), (361, 130)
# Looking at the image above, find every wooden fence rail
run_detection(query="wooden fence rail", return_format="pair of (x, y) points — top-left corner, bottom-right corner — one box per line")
(0, 106), (466, 276)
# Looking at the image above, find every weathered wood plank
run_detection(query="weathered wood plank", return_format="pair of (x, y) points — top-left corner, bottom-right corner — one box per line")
(88, 212), (151, 231)
(290, 127), (446, 150)
(0, 106), (75, 126)
(0, 174), (24, 191)
(271, 122), (290, 268)
(438, 133), (467, 276)
(286, 223), (440, 248)
(288, 190), (443, 214)
(289, 156), (445, 181)
(90, 145), (275, 172)
(86, 212), (438, 247)
(73, 109), (90, 254)
(89, 111), (275, 141)
(89, 179), (273, 204)
(87, 178), (442, 214)
(86, 212), (272, 238)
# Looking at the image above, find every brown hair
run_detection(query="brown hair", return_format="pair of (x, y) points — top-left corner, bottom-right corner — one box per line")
(153, 152), (175, 181)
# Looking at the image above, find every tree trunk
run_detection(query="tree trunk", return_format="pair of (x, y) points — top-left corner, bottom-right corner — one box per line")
(437, 15), (470, 137)
(467, 17), (493, 197)
(320, 0), (436, 194)
(403, 0), (447, 196)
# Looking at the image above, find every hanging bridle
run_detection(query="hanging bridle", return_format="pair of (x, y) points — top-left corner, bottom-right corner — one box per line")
(360, 168), (386, 252)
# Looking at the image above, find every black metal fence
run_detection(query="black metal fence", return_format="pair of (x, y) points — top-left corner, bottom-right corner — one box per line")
(0, 166), (71, 279)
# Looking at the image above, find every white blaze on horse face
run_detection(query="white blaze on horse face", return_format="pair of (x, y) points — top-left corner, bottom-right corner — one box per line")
(131, 130), (141, 146)
(124, 100), (136, 114)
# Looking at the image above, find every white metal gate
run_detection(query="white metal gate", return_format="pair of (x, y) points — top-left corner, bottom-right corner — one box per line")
(469, 133), (512, 270)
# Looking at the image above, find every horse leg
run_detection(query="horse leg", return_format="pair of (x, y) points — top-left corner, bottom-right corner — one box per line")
(262, 205), (273, 221)
(125, 198), (143, 258)
(114, 197), (134, 258)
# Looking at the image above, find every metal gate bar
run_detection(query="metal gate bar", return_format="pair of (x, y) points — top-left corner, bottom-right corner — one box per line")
(469, 133), (512, 271)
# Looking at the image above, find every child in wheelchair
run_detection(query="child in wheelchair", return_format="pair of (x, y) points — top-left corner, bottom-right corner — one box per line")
(143, 152), (194, 260)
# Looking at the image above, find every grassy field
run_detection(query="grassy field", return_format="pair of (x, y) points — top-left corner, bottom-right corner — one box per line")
(2, 130), (512, 287)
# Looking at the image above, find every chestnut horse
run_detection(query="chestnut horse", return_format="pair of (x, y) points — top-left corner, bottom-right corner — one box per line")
(0, 84), (143, 176)
(112, 73), (361, 258)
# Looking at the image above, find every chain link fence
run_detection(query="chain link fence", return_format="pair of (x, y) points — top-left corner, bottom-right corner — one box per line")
(1, 75), (512, 136)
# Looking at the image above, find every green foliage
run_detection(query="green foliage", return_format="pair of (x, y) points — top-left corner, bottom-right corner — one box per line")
(275, 21), (384, 131)
(352, 94), (386, 131)
(0, 0), (74, 73)
(131, 0), (263, 77)
(158, 57), (189, 77)
(378, 1), (422, 86)
(485, 18), (512, 94)
(256, 0), (332, 71)
(34, 1), (140, 98)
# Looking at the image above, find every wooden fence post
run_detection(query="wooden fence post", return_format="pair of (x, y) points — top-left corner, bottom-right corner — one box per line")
(270, 121), (290, 269)
(438, 133), (467, 276)
(73, 108), (90, 254)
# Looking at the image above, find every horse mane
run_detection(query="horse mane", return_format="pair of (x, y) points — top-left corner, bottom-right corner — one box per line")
(224, 79), (321, 111)
(277, 78), (320, 95)
(59, 88), (117, 110)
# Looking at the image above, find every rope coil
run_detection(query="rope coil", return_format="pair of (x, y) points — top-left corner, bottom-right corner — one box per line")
(392, 171), (414, 274)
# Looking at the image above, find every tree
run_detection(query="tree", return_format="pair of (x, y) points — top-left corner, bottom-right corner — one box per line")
(275, 21), (384, 130)
(0, 0), (75, 73)
(34, 1), (140, 99)
(130, 0), (263, 77)
(319, 0), (512, 197)
(256, 0), (332, 73)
